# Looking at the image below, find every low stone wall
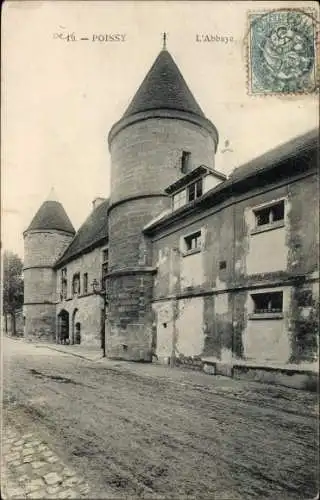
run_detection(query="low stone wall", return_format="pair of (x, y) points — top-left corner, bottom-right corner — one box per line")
(166, 354), (318, 391)
(175, 354), (204, 371)
(232, 365), (318, 392)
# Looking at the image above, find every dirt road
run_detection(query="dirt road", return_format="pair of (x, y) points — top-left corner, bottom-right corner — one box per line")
(3, 338), (318, 499)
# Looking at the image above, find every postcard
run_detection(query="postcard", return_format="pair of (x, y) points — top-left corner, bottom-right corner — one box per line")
(2, 2), (319, 499)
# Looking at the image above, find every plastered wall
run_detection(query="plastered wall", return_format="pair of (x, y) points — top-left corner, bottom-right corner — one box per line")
(151, 171), (319, 367)
(56, 294), (103, 347)
(56, 246), (107, 346)
(176, 297), (204, 357)
(56, 246), (105, 299)
(243, 287), (291, 363)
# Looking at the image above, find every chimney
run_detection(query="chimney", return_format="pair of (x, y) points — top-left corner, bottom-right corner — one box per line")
(92, 197), (106, 210)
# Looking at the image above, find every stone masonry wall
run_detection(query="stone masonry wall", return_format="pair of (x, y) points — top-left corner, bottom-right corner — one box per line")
(106, 272), (154, 360)
(108, 198), (169, 272)
(24, 268), (56, 304)
(109, 118), (216, 205)
(24, 304), (56, 342)
(24, 230), (73, 341)
(24, 231), (73, 268)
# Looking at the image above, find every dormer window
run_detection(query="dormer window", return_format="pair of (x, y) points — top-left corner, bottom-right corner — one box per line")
(166, 165), (226, 212)
(187, 179), (203, 202)
(173, 190), (187, 210)
(173, 178), (203, 210)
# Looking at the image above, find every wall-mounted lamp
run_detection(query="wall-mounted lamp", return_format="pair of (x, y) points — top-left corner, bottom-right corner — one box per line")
(91, 278), (107, 357)
(91, 278), (107, 296)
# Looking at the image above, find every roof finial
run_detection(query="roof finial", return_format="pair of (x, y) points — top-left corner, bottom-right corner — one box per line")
(46, 186), (59, 202)
(162, 32), (167, 50)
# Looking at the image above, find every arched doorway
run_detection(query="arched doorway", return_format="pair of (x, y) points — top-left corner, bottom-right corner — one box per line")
(72, 309), (81, 345)
(75, 322), (81, 345)
(57, 310), (69, 344)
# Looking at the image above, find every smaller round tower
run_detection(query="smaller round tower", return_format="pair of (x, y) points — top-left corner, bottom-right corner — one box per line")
(23, 189), (75, 342)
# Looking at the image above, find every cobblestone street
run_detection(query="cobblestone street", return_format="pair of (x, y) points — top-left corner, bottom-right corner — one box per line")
(2, 424), (90, 499)
(2, 338), (319, 499)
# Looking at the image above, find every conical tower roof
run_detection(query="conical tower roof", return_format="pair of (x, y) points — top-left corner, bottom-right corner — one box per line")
(123, 49), (205, 118)
(25, 193), (75, 235)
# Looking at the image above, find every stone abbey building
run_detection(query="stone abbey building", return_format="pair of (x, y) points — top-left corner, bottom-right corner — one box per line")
(23, 46), (319, 384)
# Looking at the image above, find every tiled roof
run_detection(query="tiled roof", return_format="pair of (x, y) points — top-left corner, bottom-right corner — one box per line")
(123, 49), (205, 118)
(165, 166), (227, 195)
(164, 166), (208, 195)
(55, 199), (109, 268)
(25, 201), (75, 234)
(230, 128), (318, 183)
(144, 128), (318, 234)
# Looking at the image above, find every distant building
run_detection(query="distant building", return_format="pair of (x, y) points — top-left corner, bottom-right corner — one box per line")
(23, 45), (319, 386)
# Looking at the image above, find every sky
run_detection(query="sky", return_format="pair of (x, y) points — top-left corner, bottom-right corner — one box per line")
(2, 0), (318, 258)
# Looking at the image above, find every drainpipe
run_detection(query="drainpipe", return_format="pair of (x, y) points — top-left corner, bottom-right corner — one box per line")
(231, 188), (236, 363)
(102, 299), (106, 358)
(170, 248), (180, 368)
(170, 298), (178, 368)
(91, 278), (107, 358)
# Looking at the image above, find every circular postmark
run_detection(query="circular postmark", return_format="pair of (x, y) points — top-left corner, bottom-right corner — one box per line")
(249, 9), (317, 94)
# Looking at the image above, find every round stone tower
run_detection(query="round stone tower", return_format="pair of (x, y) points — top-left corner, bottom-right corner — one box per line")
(23, 189), (75, 342)
(106, 46), (219, 360)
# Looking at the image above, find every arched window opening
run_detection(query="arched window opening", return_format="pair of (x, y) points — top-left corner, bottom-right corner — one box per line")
(72, 273), (80, 296)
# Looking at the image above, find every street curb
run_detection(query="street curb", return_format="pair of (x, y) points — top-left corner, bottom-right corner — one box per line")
(35, 344), (103, 362)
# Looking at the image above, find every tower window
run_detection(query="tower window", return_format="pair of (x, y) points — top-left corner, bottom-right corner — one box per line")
(83, 273), (88, 294)
(181, 151), (191, 174)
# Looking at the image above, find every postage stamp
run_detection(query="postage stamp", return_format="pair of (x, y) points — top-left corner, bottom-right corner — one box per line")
(247, 9), (318, 95)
